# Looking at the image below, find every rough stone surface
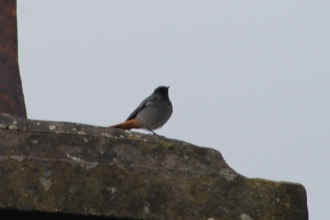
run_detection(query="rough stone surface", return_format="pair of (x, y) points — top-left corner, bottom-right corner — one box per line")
(0, 114), (308, 219)
(0, 0), (27, 117)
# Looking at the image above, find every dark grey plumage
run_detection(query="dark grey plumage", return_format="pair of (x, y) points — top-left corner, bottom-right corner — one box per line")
(127, 86), (173, 133)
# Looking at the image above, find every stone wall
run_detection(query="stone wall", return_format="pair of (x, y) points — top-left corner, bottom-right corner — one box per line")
(0, 114), (308, 219)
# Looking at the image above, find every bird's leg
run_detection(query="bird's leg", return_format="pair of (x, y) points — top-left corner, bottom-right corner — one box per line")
(147, 128), (159, 136)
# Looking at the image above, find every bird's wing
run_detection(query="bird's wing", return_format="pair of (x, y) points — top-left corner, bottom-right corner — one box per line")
(126, 95), (157, 121)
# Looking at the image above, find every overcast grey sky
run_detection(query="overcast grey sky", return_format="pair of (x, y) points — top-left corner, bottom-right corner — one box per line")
(18, 1), (330, 219)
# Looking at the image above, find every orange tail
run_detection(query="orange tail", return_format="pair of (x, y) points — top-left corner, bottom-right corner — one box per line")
(109, 118), (141, 130)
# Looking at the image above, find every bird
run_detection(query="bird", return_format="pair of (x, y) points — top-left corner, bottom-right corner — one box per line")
(109, 86), (173, 135)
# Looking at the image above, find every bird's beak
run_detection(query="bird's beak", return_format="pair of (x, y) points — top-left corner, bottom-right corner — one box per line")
(167, 86), (170, 89)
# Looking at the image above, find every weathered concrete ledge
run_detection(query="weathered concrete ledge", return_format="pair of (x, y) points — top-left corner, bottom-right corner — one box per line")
(0, 114), (308, 219)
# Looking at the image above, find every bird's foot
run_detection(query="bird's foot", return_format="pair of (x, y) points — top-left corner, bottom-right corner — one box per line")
(147, 129), (164, 137)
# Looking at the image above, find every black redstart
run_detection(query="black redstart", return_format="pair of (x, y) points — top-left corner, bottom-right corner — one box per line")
(109, 86), (173, 135)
